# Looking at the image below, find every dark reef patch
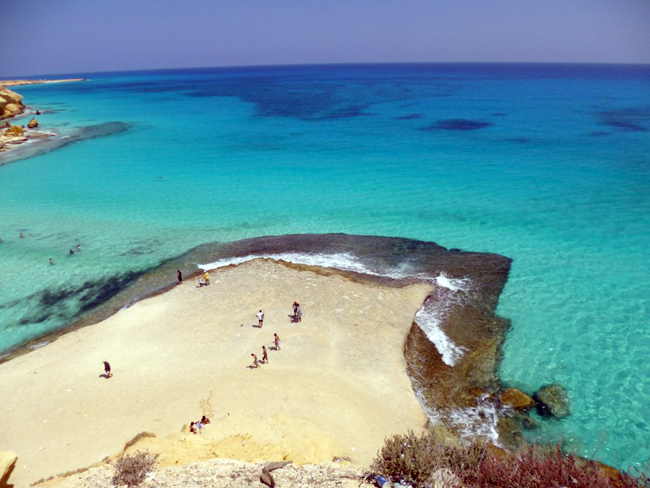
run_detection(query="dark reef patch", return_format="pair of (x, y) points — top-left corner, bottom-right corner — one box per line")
(0, 122), (131, 166)
(394, 113), (423, 120)
(597, 107), (650, 132)
(505, 137), (535, 145)
(10, 271), (144, 331)
(420, 119), (494, 131)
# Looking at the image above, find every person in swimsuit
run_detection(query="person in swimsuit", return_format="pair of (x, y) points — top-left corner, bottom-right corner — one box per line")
(274, 333), (281, 351)
(251, 353), (260, 368)
(177, 269), (182, 283)
(103, 361), (113, 378)
(262, 345), (268, 363)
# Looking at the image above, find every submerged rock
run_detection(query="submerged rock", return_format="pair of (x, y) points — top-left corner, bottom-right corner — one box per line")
(500, 388), (535, 411)
(534, 384), (570, 419)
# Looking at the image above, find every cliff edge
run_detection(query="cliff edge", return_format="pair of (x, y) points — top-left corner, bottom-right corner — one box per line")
(0, 86), (25, 119)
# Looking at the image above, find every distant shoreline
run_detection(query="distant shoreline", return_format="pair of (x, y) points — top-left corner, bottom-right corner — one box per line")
(0, 78), (85, 160)
(0, 78), (85, 88)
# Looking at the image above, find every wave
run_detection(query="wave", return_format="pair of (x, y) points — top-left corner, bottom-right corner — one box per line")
(447, 395), (502, 446)
(200, 251), (472, 367)
(200, 251), (428, 281)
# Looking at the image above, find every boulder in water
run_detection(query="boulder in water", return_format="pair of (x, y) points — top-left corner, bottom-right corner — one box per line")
(28, 117), (38, 128)
(533, 384), (570, 419)
(500, 387), (535, 411)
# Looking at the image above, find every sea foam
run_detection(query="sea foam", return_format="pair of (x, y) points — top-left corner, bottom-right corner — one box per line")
(200, 252), (469, 367)
(200, 251), (429, 281)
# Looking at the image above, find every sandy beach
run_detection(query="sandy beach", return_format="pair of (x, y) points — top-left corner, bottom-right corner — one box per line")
(0, 259), (434, 486)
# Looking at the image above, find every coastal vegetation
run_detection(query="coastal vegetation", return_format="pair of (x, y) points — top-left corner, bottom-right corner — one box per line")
(372, 429), (649, 487)
(111, 451), (158, 487)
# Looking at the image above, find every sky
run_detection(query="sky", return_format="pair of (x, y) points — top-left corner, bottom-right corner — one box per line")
(2, 0), (649, 77)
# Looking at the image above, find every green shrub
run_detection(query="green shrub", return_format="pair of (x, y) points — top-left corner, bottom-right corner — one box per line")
(111, 450), (158, 487)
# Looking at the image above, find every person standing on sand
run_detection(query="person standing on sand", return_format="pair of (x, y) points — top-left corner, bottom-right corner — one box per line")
(177, 269), (182, 283)
(274, 333), (281, 351)
(262, 345), (268, 363)
(296, 304), (302, 322)
(292, 301), (298, 320)
(257, 310), (264, 327)
(102, 361), (113, 378)
(203, 271), (210, 285)
(251, 353), (260, 368)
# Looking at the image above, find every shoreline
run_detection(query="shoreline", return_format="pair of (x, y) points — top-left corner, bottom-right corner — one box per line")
(0, 78), (85, 88)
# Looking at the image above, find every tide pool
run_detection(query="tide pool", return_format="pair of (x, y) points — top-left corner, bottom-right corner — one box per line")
(0, 63), (648, 469)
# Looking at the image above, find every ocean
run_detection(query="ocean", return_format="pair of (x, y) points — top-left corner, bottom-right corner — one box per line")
(0, 63), (648, 470)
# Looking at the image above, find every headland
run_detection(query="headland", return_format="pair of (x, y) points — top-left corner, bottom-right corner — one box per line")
(0, 78), (84, 160)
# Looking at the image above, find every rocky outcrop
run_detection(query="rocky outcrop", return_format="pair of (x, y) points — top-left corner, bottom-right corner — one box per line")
(0, 87), (25, 119)
(0, 125), (28, 154)
(35, 459), (370, 488)
(534, 384), (570, 419)
(28, 117), (39, 128)
(0, 451), (17, 488)
(500, 388), (535, 411)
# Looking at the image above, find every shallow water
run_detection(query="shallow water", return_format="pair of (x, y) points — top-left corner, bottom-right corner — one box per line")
(0, 64), (649, 469)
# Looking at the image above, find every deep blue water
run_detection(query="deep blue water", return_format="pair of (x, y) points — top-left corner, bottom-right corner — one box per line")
(1, 63), (649, 469)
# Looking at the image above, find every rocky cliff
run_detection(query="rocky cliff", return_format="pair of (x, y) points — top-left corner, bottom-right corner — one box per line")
(0, 86), (25, 119)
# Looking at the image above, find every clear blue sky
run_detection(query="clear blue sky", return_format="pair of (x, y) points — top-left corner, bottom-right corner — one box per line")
(3, 0), (649, 77)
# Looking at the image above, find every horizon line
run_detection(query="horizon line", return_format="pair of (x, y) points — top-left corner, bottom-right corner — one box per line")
(3, 60), (650, 80)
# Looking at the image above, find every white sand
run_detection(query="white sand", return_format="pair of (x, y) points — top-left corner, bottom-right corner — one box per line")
(0, 259), (434, 486)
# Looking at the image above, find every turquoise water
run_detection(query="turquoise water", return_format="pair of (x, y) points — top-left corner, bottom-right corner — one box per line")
(1, 64), (649, 469)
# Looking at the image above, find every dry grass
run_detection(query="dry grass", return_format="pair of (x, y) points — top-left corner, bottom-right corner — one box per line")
(372, 430), (649, 488)
(111, 451), (158, 487)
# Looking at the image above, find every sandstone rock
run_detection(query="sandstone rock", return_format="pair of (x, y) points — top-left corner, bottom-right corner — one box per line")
(534, 384), (570, 419)
(500, 387), (535, 410)
(28, 117), (39, 128)
(0, 451), (18, 488)
(0, 87), (25, 119)
(427, 467), (463, 488)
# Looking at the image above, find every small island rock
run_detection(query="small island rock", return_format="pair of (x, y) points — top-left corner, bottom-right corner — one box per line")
(500, 387), (535, 411)
(28, 117), (38, 128)
(534, 384), (570, 419)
